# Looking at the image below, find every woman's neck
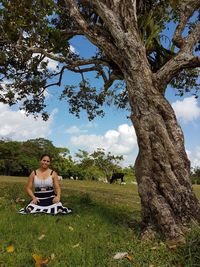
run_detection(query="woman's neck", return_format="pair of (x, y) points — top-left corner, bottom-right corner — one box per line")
(39, 167), (49, 172)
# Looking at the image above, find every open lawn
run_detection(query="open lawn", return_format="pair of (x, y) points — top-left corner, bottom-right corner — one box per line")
(0, 176), (200, 267)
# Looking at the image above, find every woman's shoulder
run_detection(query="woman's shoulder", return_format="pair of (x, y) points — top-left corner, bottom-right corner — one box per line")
(29, 170), (36, 179)
(51, 170), (58, 178)
(50, 170), (58, 176)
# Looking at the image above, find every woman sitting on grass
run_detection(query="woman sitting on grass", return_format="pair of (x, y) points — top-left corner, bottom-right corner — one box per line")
(19, 154), (72, 215)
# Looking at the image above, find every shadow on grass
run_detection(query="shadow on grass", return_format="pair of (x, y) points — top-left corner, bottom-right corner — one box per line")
(2, 183), (200, 267)
(0, 183), (141, 235)
(64, 192), (141, 234)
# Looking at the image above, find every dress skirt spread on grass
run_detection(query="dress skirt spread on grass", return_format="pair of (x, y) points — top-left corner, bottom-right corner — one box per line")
(19, 171), (72, 215)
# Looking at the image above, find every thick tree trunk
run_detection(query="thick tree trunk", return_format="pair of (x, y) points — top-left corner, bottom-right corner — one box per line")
(126, 73), (200, 242)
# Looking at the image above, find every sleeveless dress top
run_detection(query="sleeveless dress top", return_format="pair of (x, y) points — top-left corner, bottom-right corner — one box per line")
(18, 171), (72, 215)
(34, 175), (53, 188)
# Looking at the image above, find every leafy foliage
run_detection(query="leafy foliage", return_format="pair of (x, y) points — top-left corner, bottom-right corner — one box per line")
(0, 0), (199, 120)
(75, 148), (124, 181)
(191, 167), (200, 184)
(0, 138), (71, 176)
(60, 81), (106, 120)
(0, 138), (126, 180)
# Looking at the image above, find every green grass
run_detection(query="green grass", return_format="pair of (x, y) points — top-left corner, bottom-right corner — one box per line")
(0, 176), (200, 267)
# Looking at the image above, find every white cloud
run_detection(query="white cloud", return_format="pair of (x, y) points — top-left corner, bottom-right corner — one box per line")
(41, 45), (78, 70)
(32, 53), (59, 72)
(189, 146), (200, 168)
(46, 58), (59, 71)
(69, 124), (138, 157)
(33, 45), (77, 71)
(65, 122), (98, 135)
(185, 147), (200, 168)
(0, 103), (57, 141)
(81, 122), (98, 129)
(65, 126), (87, 134)
(172, 96), (200, 122)
(186, 149), (192, 158)
(70, 45), (77, 54)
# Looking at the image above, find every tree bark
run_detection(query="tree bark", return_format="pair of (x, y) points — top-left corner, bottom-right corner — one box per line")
(126, 68), (200, 242)
(99, 19), (200, 240)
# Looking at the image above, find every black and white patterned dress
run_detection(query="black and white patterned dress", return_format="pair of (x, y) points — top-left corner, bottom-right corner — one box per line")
(19, 171), (72, 215)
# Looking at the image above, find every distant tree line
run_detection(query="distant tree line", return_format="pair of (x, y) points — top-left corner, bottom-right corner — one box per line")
(191, 167), (200, 185)
(0, 138), (135, 182)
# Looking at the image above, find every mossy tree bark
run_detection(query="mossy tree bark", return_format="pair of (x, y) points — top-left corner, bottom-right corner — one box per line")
(117, 44), (200, 240)
(128, 78), (200, 241)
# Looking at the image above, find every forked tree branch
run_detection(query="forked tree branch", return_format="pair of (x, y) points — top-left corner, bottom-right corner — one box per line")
(155, 1), (200, 89)
(155, 53), (200, 90)
(89, 0), (138, 46)
(173, 0), (200, 48)
(44, 66), (67, 90)
(45, 62), (122, 92)
(65, 0), (119, 59)
(183, 22), (200, 52)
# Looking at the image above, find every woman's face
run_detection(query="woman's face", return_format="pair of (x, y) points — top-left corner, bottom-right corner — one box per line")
(40, 156), (51, 169)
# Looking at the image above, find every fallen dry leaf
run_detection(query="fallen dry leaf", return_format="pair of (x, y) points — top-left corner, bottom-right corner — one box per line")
(32, 254), (49, 267)
(6, 245), (15, 253)
(38, 234), (45, 241)
(126, 253), (133, 261)
(72, 243), (80, 248)
(151, 246), (159, 251)
(149, 265), (155, 267)
(15, 197), (25, 203)
(50, 253), (55, 260)
(68, 226), (74, 231)
(113, 252), (128, 259)
(168, 244), (177, 250)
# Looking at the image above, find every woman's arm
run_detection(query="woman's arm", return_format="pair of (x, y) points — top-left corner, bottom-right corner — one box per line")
(52, 171), (61, 203)
(26, 171), (39, 204)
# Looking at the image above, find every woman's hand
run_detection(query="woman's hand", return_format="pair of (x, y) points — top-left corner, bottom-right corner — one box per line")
(53, 196), (60, 204)
(31, 197), (40, 204)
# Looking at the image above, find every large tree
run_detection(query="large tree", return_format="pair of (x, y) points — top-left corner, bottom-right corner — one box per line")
(76, 148), (123, 181)
(0, 0), (200, 242)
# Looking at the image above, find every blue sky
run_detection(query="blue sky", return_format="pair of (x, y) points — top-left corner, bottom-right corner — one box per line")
(0, 36), (200, 167)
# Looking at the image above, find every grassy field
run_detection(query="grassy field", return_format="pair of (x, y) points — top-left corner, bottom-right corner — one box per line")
(0, 176), (200, 267)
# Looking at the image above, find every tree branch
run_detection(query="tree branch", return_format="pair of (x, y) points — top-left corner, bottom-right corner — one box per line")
(173, 0), (200, 48)
(104, 70), (121, 91)
(44, 66), (67, 90)
(17, 43), (116, 70)
(60, 29), (83, 40)
(155, 53), (200, 91)
(66, 58), (111, 69)
(16, 39), (124, 92)
(183, 22), (200, 52)
(155, 8), (200, 90)
(92, 1), (124, 37)
(65, 0), (119, 58)
(68, 66), (99, 73)
(38, 67), (67, 97)
(89, 0), (138, 47)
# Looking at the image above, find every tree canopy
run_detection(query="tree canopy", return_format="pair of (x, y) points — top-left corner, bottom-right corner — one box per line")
(0, 138), (70, 175)
(76, 148), (124, 180)
(0, 138), (128, 180)
(0, 0), (199, 120)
